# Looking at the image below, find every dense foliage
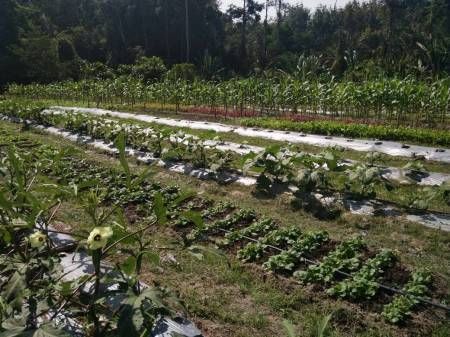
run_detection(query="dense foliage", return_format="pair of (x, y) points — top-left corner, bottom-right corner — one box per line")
(1, 0), (449, 87)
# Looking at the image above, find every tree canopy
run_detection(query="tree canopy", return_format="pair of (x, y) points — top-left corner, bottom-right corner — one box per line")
(0, 0), (449, 87)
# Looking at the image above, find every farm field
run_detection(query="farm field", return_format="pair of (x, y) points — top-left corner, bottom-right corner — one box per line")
(0, 98), (449, 337)
(2, 1), (450, 336)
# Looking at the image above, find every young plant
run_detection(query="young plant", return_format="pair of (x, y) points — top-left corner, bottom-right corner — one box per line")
(187, 209), (256, 241)
(295, 237), (365, 284)
(327, 250), (395, 300)
(223, 218), (277, 245)
(236, 226), (303, 262)
(263, 231), (329, 272)
(344, 164), (393, 199)
(382, 270), (432, 324)
(243, 145), (295, 195)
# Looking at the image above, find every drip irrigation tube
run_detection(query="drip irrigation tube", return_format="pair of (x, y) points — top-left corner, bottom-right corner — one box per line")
(216, 228), (450, 313)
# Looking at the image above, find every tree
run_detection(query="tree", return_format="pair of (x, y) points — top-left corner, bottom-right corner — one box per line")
(0, 0), (25, 87)
(1, 0), (450, 84)
(132, 56), (167, 82)
(12, 36), (62, 83)
(227, 0), (263, 72)
(185, 0), (190, 62)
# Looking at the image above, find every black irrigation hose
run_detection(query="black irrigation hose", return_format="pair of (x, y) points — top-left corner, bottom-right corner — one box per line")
(216, 228), (450, 313)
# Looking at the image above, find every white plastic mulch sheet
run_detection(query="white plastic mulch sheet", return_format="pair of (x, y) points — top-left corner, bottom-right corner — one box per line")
(344, 200), (450, 232)
(47, 230), (203, 337)
(52, 106), (450, 164)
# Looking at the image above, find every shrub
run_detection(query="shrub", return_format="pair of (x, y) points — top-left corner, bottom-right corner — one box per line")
(167, 63), (197, 82)
(81, 61), (114, 80)
(132, 56), (167, 82)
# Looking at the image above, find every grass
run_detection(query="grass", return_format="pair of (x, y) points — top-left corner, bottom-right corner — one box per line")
(1, 120), (449, 337)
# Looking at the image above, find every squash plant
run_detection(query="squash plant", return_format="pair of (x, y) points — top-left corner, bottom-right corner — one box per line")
(344, 164), (394, 200)
(243, 145), (297, 195)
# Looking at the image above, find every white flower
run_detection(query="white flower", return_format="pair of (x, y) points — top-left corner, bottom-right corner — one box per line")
(29, 231), (47, 248)
(87, 227), (113, 250)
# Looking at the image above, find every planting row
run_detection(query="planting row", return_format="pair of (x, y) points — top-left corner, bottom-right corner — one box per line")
(241, 117), (450, 148)
(6, 75), (450, 129)
(38, 108), (450, 189)
(176, 203), (441, 325)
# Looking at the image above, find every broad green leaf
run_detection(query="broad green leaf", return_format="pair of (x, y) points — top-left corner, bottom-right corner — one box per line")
(172, 190), (196, 206)
(114, 133), (131, 187)
(117, 291), (147, 337)
(0, 192), (12, 212)
(265, 144), (281, 155)
(121, 256), (137, 276)
(0, 328), (28, 337)
(56, 281), (73, 297)
(2, 272), (25, 311)
(182, 210), (204, 229)
(140, 251), (160, 266)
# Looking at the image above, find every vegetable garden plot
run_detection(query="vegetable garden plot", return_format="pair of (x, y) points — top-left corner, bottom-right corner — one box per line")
(50, 106), (450, 164)
(1, 110), (450, 231)
(0, 122), (449, 335)
(67, 132), (447, 231)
